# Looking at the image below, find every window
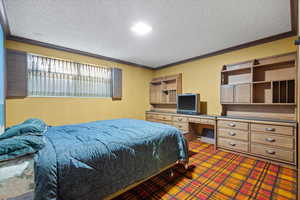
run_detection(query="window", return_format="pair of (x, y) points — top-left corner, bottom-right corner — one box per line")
(27, 54), (113, 97)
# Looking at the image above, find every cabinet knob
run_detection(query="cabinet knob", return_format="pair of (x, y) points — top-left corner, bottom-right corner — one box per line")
(266, 150), (276, 155)
(265, 127), (275, 132)
(228, 123), (236, 127)
(265, 138), (275, 142)
(229, 132), (236, 136)
(229, 142), (236, 146)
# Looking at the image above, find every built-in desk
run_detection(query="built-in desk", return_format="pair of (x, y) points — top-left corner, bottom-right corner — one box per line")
(145, 111), (297, 168)
(146, 111), (217, 145)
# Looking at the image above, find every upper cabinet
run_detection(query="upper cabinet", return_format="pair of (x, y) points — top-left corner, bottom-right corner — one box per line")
(220, 52), (297, 121)
(150, 73), (182, 105)
(220, 53), (296, 105)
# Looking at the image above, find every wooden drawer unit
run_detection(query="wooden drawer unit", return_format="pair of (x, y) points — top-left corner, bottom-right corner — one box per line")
(172, 122), (189, 132)
(218, 120), (248, 130)
(157, 114), (172, 121)
(251, 132), (294, 149)
(218, 138), (248, 152)
(146, 113), (160, 120)
(251, 144), (294, 163)
(173, 116), (188, 122)
(202, 119), (215, 125)
(189, 118), (202, 123)
(218, 128), (248, 141)
(250, 124), (294, 136)
(160, 121), (173, 126)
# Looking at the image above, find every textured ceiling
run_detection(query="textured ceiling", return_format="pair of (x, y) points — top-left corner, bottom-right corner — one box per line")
(5, 0), (291, 68)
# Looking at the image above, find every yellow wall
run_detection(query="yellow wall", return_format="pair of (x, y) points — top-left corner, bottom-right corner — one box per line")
(5, 36), (297, 126)
(5, 40), (153, 126)
(154, 36), (297, 115)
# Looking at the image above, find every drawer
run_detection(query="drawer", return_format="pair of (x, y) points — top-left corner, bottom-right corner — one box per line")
(218, 128), (248, 141)
(146, 114), (160, 120)
(145, 114), (154, 120)
(251, 144), (294, 163)
(218, 138), (248, 152)
(173, 116), (188, 122)
(161, 121), (173, 125)
(157, 115), (172, 121)
(218, 120), (248, 130)
(189, 118), (202, 123)
(173, 122), (189, 132)
(207, 119), (215, 125)
(251, 132), (294, 149)
(189, 118), (215, 125)
(250, 124), (294, 136)
(147, 119), (160, 123)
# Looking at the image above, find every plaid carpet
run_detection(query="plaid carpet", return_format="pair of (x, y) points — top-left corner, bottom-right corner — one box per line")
(114, 140), (297, 200)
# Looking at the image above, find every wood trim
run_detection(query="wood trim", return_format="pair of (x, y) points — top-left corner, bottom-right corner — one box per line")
(7, 35), (154, 70)
(291, 0), (298, 34)
(0, 2), (297, 71)
(156, 31), (296, 69)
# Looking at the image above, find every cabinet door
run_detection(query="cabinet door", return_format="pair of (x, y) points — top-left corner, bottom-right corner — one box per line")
(234, 83), (251, 103)
(220, 85), (234, 103)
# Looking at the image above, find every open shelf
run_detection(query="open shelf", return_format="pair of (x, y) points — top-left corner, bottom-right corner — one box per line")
(150, 74), (182, 105)
(253, 82), (272, 103)
(220, 52), (297, 121)
(272, 80), (295, 104)
(253, 63), (295, 82)
(221, 68), (252, 85)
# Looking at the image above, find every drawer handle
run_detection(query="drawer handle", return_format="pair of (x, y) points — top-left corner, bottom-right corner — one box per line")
(178, 118), (182, 121)
(228, 132), (236, 136)
(266, 150), (276, 155)
(229, 142), (236, 146)
(162, 117), (166, 120)
(178, 125), (182, 128)
(228, 123), (236, 127)
(265, 138), (275, 142)
(265, 127), (275, 132)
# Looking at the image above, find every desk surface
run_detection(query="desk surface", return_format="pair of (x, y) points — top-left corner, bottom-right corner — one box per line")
(146, 110), (297, 125)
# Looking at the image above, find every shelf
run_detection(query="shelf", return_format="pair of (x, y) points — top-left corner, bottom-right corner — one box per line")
(222, 103), (296, 106)
(253, 79), (295, 84)
(253, 60), (295, 68)
(150, 102), (176, 105)
(221, 67), (251, 73)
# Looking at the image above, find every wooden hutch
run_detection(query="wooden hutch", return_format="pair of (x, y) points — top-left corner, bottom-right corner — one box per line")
(218, 52), (298, 168)
(146, 52), (298, 168)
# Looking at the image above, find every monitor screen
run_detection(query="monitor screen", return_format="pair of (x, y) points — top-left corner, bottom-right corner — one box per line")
(178, 95), (196, 111)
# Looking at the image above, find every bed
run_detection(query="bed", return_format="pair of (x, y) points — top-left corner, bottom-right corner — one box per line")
(0, 118), (188, 200)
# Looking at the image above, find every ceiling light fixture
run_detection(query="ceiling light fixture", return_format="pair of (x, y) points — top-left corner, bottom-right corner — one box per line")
(131, 22), (152, 35)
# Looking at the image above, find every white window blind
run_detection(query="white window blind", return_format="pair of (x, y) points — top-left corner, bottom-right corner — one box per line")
(27, 54), (112, 97)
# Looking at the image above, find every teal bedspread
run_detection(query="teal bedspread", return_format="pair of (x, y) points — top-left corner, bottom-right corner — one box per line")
(0, 119), (46, 161)
(35, 118), (188, 200)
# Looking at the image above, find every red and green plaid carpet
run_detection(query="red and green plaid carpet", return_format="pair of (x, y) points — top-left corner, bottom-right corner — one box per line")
(114, 140), (297, 200)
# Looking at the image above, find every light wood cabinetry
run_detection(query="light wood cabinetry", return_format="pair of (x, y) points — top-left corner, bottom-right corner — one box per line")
(150, 74), (182, 105)
(217, 116), (297, 167)
(220, 85), (234, 103)
(218, 52), (298, 168)
(221, 52), (297, 121)
(145, 111), (216, 142)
